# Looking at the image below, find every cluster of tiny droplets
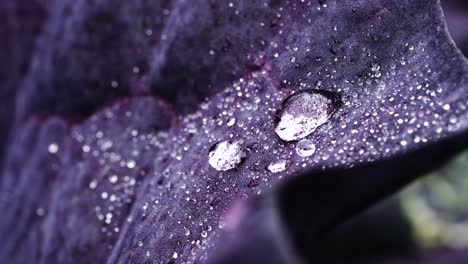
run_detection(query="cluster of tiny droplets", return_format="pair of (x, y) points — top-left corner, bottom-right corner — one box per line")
(76, 108), (167, 243)
(40, 100), (170, 257)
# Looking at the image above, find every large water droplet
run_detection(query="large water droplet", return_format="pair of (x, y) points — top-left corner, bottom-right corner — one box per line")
(275, 90), (339, 141)
(296, 139), (316, 157)
(208, 141), (246, 171)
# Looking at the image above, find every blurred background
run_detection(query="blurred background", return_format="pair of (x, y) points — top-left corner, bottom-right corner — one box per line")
(314, 2), (468, 263)
(442, 0), (468, 56)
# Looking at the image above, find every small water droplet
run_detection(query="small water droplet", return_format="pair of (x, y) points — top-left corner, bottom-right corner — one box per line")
(226, 117), (236, 127)
(296, 139), (316, 157)
(89, 180), (98, 189)
(208, 141), (246, 171)
(127, 160), (136, 169)
(101, 192), (108, 199)
(267, 159), (288, 173)
(48, 143), (59, 154)
(370, 63), (381, 72)
(449, 116), (458, 124)
(275, 90), (339, 141)
(109, 175), (118, 184)
(82, 145), (91, 153)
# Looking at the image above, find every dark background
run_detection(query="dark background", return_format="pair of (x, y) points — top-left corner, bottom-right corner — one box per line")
(443, 0), (468, 56)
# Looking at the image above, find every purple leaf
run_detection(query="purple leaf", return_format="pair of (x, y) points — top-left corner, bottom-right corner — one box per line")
(1, 0), (468, 263)
(0, 0), (47, 167)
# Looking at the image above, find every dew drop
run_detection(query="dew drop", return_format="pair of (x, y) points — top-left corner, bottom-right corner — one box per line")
(126, 160), (136, 169)
(101, 192), (108, 199)
(275, 90), (339, 141)
(208, 141), (246, 171)
(109, 175), (118, 184)
(296, 139), (316, 157)
(82, 145), (91, 153)
(370, 62), (381, 72)
(226, 117), (236, 127)
(48, 143), (59, 154)
(267, 159), (288, 173)
(89, 180), (98, 189)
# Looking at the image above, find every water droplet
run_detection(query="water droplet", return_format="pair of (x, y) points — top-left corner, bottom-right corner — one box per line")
(296, 139), (316, 157)
(226, 117), (236, 127)
(89, 180), (98, 189)
(443, 104), (451, 111)
(48, 143), (59, 154)
(267, 159), (288, 173)
(101, 192), (108, 199)
(208, 141), (246, 171)
(109, 175), (118, 184)
(82, 145), (91, 153)
(275, 90), (339, 141)
(127, 160), (136, 169)
(370, 63), (381, 72)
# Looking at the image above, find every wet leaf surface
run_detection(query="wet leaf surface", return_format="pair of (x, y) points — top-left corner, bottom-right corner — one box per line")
(1, 0), (468, 263)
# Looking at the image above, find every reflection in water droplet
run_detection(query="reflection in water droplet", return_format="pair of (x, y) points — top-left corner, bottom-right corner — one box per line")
(296, 139), (316, 157)
(275, 90), (339, 141)
(208, 141), (246, 171)
(267, 159), (288, 173)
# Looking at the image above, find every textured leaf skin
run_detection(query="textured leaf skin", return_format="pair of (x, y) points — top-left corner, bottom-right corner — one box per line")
(0, 0), (468, 263)
(0, 98), (173, 263)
